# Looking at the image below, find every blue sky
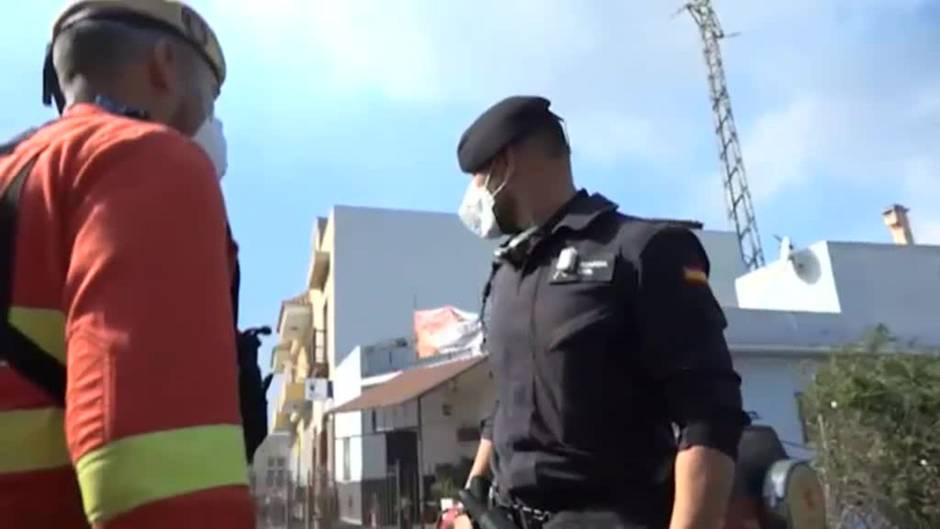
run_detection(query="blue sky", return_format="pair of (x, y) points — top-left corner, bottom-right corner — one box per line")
(2, 1), (938, 374)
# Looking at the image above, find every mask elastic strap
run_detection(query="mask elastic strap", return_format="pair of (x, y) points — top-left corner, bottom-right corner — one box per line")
(485, 171), (510, 199)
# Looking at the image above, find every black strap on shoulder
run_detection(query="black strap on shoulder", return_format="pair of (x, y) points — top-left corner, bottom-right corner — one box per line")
(478, 259), (502, 342)
(0, 155), (67, 406)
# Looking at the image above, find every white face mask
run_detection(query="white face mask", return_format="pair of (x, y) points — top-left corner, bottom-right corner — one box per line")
(458, 174), (508, 239)
(192, 115), (228, 180)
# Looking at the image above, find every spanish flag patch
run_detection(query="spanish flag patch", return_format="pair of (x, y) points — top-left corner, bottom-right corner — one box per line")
(683, 266), (708, 285)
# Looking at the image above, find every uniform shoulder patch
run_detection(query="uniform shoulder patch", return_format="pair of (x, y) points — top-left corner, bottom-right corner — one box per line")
(683, 266), (708, 285)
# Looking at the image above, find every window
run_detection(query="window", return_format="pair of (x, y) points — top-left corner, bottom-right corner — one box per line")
(342, 438), (351, 481)
(267, 456), (275, 468)
(277, 469), (285, 487)
(266, 471), (274, 487)
(276, 457), (286, 468)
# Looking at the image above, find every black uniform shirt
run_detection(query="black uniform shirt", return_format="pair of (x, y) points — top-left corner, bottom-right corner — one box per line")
(483, 190), (748, 521)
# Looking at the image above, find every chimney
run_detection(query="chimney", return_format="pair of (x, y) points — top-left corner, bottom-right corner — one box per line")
(882, 204), (915, 245)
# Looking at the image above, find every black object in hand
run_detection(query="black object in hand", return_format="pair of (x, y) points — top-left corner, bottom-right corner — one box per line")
(467, 476), (490, 501)
(458, 489), (517, 529)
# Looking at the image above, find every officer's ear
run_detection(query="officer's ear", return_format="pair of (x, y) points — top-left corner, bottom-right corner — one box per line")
(148, 38), (181, 94)
(489, 149), (516, 187)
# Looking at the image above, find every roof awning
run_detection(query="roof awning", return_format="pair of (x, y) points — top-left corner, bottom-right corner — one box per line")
(328, 356), (486, 414)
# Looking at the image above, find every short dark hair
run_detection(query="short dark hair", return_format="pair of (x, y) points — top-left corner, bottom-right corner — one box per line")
(514, 117), (571, 159)
(52, 19), (165, 86)
(52, 19), (208, 95)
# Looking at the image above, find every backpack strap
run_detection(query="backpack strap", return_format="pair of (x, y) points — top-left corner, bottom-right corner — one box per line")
(0, 153), (67, 405)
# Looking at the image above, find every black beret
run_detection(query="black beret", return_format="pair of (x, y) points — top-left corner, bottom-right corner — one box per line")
(457, 95), (561, 174)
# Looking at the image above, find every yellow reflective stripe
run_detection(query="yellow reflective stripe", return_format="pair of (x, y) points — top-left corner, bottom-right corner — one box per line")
(0, 407), (70, 473)
(76, 424), (248, 523)
(8, 307), (66, 364)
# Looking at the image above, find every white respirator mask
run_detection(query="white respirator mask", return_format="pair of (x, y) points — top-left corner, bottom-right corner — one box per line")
(458, 174), (508, 239)
(192, 115), (228, 180)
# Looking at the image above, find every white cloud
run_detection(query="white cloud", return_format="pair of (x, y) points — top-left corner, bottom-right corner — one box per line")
(741, 98), (819, 200)
(568, 111), (672, 168)
(198, 0), (939, 242)
(203, 0), (705, 167)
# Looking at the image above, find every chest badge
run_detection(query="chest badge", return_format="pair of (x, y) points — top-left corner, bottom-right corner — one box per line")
(551, 247), (580, 283)
(551, 248), (615, 284)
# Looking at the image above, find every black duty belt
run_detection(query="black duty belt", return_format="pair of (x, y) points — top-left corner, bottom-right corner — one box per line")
(510, 503), (554, 529)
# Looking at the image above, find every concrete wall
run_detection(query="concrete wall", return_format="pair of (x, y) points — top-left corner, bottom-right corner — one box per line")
(415, 362), (495, 476)
(724, 308), (858, 349)
(827, 242), (940, 344)
(734, 356), (815, 460)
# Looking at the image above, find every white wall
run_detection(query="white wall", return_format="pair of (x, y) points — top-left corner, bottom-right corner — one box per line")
(828, 242), (940, 344)
(333, 347), (363, 484)
(333, 434), (366, 484)
(724, 308), (857, 349)
(734, 356), (815, 460)
(413, 363), (493, 476)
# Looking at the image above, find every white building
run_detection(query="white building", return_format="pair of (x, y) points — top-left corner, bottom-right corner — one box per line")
(251, 433), (292, 529)
(274, 202), (940, 526)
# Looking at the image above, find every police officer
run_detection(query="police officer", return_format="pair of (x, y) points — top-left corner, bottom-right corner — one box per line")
(455, 96), (750, 529)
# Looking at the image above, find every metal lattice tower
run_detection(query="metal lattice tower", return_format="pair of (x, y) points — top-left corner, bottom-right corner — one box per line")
(683, 0), (766, 270)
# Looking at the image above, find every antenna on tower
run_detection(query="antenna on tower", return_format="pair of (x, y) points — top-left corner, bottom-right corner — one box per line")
(680, 0), (766, 270)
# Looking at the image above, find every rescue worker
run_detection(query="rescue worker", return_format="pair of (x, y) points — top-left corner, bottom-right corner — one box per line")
(0, 1), (255, 527)
(455, 96), (750, 529)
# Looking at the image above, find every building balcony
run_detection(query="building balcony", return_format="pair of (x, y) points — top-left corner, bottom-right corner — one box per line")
(278, 381), (307, 411)
(278, 293), (312, 343)
(307, 250), (331, 290)
(271, 341), (292, 374)
(272, 380), (312, 434)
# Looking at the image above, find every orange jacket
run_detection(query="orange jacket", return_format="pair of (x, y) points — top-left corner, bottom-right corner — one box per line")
(0, 104), (254, 528)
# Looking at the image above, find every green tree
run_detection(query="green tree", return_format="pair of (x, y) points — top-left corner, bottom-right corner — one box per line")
(801, 325), (940, 529)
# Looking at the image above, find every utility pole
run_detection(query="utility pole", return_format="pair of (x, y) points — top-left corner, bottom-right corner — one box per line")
(681, 0), (766, 270)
